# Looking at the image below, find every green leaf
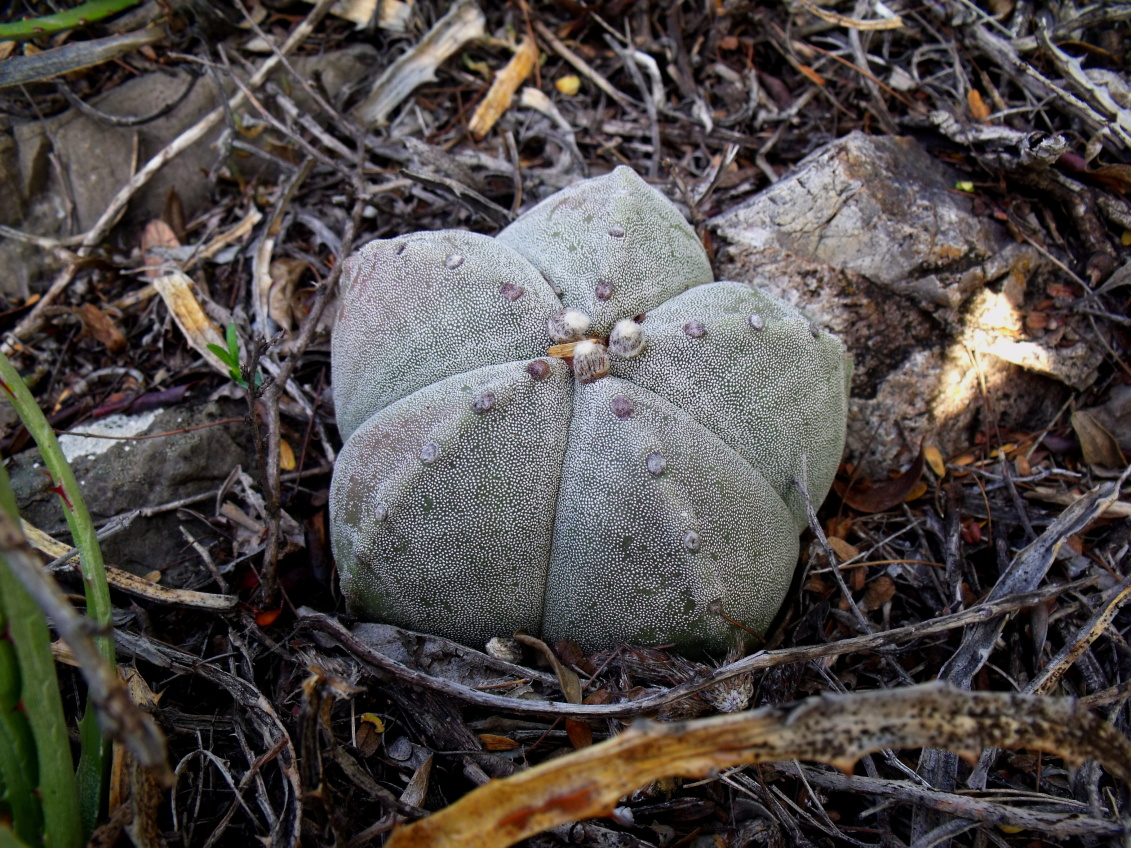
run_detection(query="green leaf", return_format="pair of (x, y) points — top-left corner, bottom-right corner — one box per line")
(0, 556), (82, 848)
(0, 607), (44, 845)
(1, 821), (37, 848)
(0, 0), (144, 42)
(206, 344), (237, 369)
(0, 356), (108, 847)
(225, 323), (240, 360)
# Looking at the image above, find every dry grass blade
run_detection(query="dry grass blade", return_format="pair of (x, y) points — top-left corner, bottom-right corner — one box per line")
(796, 0), (903, 31)
(799, 768), (1124, 838)
(385, 684), (1131, 848)
(966, 574), (1131, 789)
(0, 508), (170, 780)
(152, 271), (230, 378)
(531, 20), (634, 110)
(352, 0), (486, 126)
(300, 580), (1088, 719)
(23, 520), (238, 611)
(0, 27), (164, 89)
(941, 468), (1130, 686)
(469, 37), (539, 140)
(1033, 575), (1131, 695)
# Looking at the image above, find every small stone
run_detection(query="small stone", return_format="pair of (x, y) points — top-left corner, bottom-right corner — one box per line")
(646, 451), (667, 476)
(373, 503), (388, 522)
(573, 340), (610, 384)
(608, 225), (626, 238)
(473, 392), (496, 414)
(445, 254), (465, 270)
(748, 313), (764, 331)
(809, 322), (820, 338)
(420, 441), (440, 464)
(595, 279), (613, 301)
(608, 318), (646, 359)
(682, 530), (701, 552)
(548, 308), (591, 343)
(526, 359), (551, 380)
(683, 320), (706, 339)
(610, 394), (635, 418)
(499, 282), (525, 301)
(387, 736), (413, 761)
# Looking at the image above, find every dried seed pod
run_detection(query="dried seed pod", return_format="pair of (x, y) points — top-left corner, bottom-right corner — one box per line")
(572, 340), (610, 384)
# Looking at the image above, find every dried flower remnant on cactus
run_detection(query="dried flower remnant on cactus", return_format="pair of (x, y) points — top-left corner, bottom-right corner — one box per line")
(330, 166), (851, 656)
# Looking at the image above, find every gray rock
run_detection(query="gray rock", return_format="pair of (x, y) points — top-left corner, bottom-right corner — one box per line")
(10, 400), (253, 575)
(713, 133), (1025, 311)
(710, 132), (1101, 474)
(0, 45), (378, 298)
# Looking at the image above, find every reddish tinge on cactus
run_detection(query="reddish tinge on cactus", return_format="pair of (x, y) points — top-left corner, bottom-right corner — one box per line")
(330, 166), (851, 656)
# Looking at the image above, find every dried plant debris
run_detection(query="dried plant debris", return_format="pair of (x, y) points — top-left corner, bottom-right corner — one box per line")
(385, 684), (1131, 848)
(0, 0), (1130, 845)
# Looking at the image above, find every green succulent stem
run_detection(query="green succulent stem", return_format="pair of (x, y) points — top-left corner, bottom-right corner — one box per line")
(0, 462), (82, 848)
(0, 351), (112, 838)
(0, 0), (144, 42)
(0, 823), (35, 848)
(0, 588), (44, 845)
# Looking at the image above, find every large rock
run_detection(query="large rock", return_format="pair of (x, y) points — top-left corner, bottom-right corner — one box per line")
(9, 400), (253, 575)
(0, 45), (378, 298)
(710, 132), (1101, 474)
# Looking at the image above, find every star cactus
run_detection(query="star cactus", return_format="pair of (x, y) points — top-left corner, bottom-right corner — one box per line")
(330, 167), (851, 656)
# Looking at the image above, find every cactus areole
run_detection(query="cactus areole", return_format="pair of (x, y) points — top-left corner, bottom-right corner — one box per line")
(330, 167), (851, 656)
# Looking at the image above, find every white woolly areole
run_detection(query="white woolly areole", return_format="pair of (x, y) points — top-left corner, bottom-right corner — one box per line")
(548, 308), (592, 342)
(609, 318), (646, 358)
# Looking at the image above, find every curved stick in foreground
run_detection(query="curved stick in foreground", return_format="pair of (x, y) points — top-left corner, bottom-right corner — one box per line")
(386, 683), (1131, 848)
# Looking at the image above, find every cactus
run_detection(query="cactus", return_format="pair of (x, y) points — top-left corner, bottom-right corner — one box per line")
(330, 167), (851, 655)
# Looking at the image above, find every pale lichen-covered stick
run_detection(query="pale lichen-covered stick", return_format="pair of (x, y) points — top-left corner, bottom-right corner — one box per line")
(330, 166), (852, 655)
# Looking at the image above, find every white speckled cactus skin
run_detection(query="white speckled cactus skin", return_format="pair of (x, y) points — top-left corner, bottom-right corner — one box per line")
(330, 166), (851, 656)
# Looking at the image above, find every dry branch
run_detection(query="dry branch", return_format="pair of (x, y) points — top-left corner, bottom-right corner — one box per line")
(352, 0), (486, 126)
(385, 684), (1131, 848)
(299, 577), (1094, 719)
(23, 521), (237, 611)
